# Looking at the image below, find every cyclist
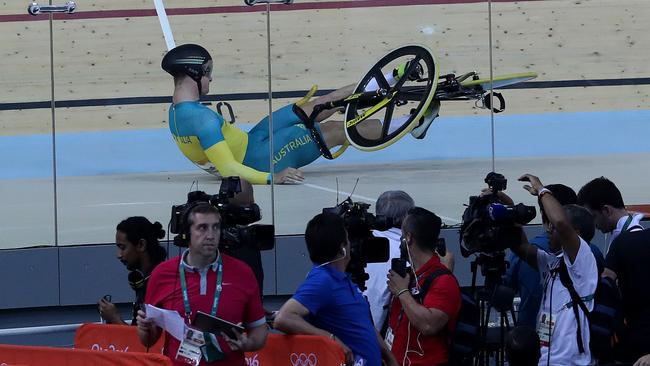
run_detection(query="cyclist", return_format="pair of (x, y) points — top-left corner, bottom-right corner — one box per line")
(162, 44), (438, 184)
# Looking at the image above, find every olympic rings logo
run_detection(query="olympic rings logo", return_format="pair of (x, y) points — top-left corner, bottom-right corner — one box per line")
(290, 352), (318, 366)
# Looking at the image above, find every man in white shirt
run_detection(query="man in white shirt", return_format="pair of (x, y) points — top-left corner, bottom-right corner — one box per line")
(577, 176), (644, 247)
(509, 174), (598, 366)
(364, 191), (414, 331)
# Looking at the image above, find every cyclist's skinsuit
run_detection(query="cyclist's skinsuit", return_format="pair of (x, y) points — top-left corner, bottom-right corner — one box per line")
(169, 101), (322, 184)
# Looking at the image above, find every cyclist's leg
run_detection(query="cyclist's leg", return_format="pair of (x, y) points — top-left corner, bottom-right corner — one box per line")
(243, 125), (319, 171)
(299, 69), (401, 123)
(298, 84), (356, 123)
(272, 125), (322, 170)
(320, 119), (381, 148)
(248, 104), (304, 138)
(245, 123), (325, 171)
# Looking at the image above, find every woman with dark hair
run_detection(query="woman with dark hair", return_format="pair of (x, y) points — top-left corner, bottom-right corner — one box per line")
(98, 216), (167, 325)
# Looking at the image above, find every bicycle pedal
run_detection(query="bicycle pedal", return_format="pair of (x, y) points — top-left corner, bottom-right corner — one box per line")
(393, 60), (424, 82)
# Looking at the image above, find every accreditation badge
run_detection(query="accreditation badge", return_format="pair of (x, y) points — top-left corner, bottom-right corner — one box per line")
(536, 311), (556, 347)
(176, 326), (206, 366)
(385, 327), (395, 350)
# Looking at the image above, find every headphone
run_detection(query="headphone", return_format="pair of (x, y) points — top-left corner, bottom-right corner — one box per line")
(173, 201), (205, 247)
(128, 270), (149, 290)
(316, 245), (348, 268)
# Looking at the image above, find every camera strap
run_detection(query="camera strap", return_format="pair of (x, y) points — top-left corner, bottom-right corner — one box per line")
(415, 268), (452, 304)
(557, 259), (591, 354)
(621, 214), (644, 233)
(179, 255), (225, 361)
(394, 268), (451, 329)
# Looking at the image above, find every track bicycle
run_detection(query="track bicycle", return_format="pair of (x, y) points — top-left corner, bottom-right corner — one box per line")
(297, 45), (537, 159)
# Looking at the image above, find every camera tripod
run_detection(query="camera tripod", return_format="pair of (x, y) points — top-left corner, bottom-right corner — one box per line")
(469, 252), (516, 366)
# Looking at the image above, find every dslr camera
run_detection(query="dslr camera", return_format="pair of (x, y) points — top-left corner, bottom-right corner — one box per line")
(169, 177), (274, 251)
(323, 197), (392, 290)
(459, 172), (536, 257)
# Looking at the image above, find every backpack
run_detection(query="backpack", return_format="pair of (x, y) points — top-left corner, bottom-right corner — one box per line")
(558, 260), (623, 362)
(417, 269), (481, 364)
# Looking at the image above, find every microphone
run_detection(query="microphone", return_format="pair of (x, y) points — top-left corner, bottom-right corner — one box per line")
(488, 203), (536, 224)
(488, 203), (510, 221)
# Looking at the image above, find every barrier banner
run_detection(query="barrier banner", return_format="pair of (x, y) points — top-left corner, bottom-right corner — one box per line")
(74, 323), (165, 353)
(0, 344), (171, 366)
(245, 334), (345, 366)
(626, 204), (650, 218)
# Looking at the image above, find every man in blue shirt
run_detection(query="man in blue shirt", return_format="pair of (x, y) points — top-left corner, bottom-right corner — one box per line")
(274, 213), (397, 366)
(504, 184), (605, 327)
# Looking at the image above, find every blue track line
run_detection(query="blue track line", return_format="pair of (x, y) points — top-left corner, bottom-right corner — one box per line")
(1, 110), (648, 180)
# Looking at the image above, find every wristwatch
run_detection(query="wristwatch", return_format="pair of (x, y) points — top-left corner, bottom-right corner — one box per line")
(538, 187), (552, 198)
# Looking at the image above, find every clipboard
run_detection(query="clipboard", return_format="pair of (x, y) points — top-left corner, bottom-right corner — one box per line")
(192, 311), (245, 339)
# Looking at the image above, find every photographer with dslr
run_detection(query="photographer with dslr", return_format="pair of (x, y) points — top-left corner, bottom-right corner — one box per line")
(274, 213), (397, 366)
(504, 184), (605, 328)
(386, 207), (461, 366)
(97, 216), (167, 325)
(509, 174), (598, 365)
(137, 203), (268, 366)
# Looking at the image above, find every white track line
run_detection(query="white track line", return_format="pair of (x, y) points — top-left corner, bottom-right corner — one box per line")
(302, 183), (461, 224)
(82, 201), (168, 208)
(154, 0), (176, 51)
(302, 183), (377, 203)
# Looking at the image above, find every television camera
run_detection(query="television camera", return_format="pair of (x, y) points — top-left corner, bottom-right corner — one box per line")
(323, 197), (393, 291)
(459, 172), (537, 365)
(169, 177), (274, 252)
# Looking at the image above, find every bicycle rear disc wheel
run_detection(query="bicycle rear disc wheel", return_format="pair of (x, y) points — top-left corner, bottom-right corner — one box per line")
(344, 44), (438, 151)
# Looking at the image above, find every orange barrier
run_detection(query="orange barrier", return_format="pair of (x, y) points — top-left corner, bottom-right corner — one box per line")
(74, 323), (165, 354)
(245, 334), (345, 366)
(0, 344), (171, 366)
(627, 204), (650, 219)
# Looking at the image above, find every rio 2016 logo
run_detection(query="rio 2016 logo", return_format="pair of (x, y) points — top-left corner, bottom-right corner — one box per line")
(90, 343), (129, 352)
(245, 354), (259, 366)
(290, 352), (318, 366)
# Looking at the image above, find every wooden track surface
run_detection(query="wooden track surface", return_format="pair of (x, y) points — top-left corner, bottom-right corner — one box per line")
(1, 0), (649, 136)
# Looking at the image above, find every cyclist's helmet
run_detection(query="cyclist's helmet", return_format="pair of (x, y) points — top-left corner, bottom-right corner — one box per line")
(161, 44), (212, 93)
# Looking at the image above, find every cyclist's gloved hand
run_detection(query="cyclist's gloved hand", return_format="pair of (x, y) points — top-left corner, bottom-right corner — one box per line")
(273, 167), (304, 184)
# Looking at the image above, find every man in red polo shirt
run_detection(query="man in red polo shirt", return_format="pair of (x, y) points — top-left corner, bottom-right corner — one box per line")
(136, 203), (268, 365)
(386, 207), (461, 366)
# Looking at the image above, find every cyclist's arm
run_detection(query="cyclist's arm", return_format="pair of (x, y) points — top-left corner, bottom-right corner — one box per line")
(204, 142), (270, 184)
(196, 112), (271, 184)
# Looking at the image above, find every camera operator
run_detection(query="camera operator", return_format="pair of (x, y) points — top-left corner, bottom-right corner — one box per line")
(137, 203), (268, 366)
(509, 174), (598, 365)
(221, 178), (264, 297)
(386, 207), (461, 366)
(97, 216), (167, 325)
(364, 190), (414, 331)
(274, 213), (398, 366)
